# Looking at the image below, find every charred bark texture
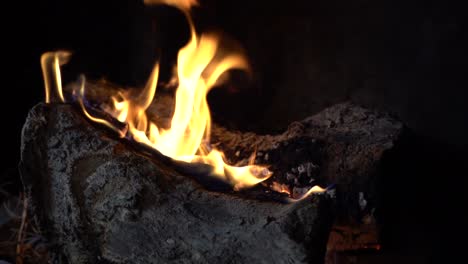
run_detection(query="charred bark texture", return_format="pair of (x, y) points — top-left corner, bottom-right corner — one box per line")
(19, 95), (402, 263)
(20, 103), (335, 264)
(211, 103), (403, 224)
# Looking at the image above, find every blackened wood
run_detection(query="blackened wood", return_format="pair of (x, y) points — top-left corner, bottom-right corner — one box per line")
(210, 102), (403, 225)
(21, 79), (402, 263)
(67, 80), (403, 223)
(20, 103), (333, 264)
(208, 103), (403, 261)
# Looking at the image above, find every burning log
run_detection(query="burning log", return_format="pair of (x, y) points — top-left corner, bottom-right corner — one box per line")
(198, 100), (403, 259)
(23, 0), (403, 261)
(20, 95), (401, 263)
(211, 102), (403, 223)
(20, 103), (334, 263)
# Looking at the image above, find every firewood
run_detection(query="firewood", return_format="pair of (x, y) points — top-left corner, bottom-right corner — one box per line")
(20, 103), (333, 263)
(19, 82), (402, 263)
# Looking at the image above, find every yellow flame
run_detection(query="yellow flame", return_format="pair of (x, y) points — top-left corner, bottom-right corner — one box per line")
(39, 1), (328, 197)
(76, 75), (127, 138)
(143, 0), (198, 11)
(271, 182), (291, 195)
(41, 51), (71, 103)
(41, 1), (271, 190)
(119, 15), (269, 189)
(287, 186), (326, 202)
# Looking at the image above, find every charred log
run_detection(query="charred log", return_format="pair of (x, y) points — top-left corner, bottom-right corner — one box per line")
(208, 103), (403, 261)
(211, 102), (403, 224)
(20, 103), (334, 264)
(20, 80), (402, 263)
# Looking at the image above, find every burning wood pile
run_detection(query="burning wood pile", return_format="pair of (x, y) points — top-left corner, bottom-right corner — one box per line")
(18, 0), (402, 263)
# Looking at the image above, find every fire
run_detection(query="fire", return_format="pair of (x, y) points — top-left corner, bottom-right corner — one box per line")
(144, 0), (198, 11)
(271, 182), (291, 195)
(270, 182), (327, 202)
(41, 51), (71, 103)
(288, 186), (327, 202)
(40, 0), (271, 190)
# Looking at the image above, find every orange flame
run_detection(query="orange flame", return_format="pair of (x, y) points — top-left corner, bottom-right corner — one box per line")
(144, 0), (198, 11)
(41, 0), (271, 190)
(288, 186), (326, 202)
(41, 51), (71, 103)
(271, 182), (291, 195)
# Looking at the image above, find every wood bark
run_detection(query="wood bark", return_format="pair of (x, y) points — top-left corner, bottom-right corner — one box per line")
(20, 103), (335, 264)
(19, 88), (402, 263)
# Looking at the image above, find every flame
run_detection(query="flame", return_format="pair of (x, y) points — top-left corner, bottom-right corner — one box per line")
(41, 0), (272, 190)
(40, 1), (327, 197)
(144, 0), (198, 11)
(270, 182), (326, 202)
(271, 182), (291, 195)
(41, 51), (71, 103)
(288, 186), (326, 202)
(76, 75), (128, 138)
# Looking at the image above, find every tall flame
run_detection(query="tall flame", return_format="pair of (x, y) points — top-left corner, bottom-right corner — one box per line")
(41, 0), (271, 190)
(41, 51), (71, 103)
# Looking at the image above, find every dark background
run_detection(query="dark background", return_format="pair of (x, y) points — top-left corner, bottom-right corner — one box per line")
(2, 0), (467, 263)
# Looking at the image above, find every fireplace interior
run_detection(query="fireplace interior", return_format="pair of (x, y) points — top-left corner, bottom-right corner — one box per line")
(2, 0), (468, 263)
